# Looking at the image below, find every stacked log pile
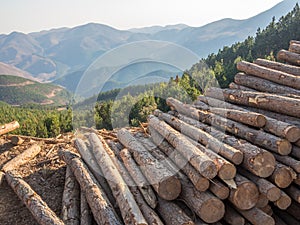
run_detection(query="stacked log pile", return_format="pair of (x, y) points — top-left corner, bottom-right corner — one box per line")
(1, 40), (300, 225)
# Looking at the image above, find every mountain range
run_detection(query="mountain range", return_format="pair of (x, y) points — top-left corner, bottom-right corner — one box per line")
(0, 0), (298, 98)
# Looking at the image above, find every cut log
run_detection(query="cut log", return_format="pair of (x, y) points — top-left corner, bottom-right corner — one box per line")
(273, 153), (300, 173)
(273, 191), (292, 210)
(58, 149), (122, 225)
(254, 58), (300, 76)
(223, 204), (245, 225)
(284, 184), (300, 203)
(234, 72), (300, 97)
(157, 198), (195, 225)
(0, 171), (4, 186)
(229, 82), (255, 91)
(258, 204), (273, 216)
(237, 60), (300, 89)
(272, 214), (288, 225)
(119, 148), (158, 208)
(0, 121), (20, 135)
(269, 162), (297, 188)
(167, 97), (291, 155)
(147, 117), (217, 179)
(10, 136), (24, 145)
(198, 95), (300, 140)
(295, 173), (300, 186)
(154, 109), (243, 165)
(235, 207), (275, 225)
(256, 193), (269, 208)
(88, 133), (147, 225)
(290, 40), (300, 45)
(74, 138), (116, 206)
(273, 207), (300, 225)
(205, 86), (300, 120)
(80, 192), (93, 225)
(150, 127), (210, 192)
(61, 166), (80, 225)
(2, 144), (41, 172)
(179, 176), (225, 223)
(289, 42), (300, 54)
(172, 112), (275, 178)
(238, 168), (280, 202)
(277, 49), (300, 66)
(117, 128), (181, 200)
(286, 201), (300, 220)
(228, 174), (259, 210)
(209, 178), (230, 200)
(5, 171), (64, 225)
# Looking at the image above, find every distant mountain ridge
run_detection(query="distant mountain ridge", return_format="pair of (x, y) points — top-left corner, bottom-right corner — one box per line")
(0, 0), (298, 95)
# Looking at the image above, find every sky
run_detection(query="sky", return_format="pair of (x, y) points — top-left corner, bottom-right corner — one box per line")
(0, 0), (285, 34)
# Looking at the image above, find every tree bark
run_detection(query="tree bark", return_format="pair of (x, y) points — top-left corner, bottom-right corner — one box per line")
(285, 184), (300, 203)
(0, 171), (4, 186)
(209, 178), (230, 200)
(117, 128), (181, 200)
(289, 42), (300, 54)
(88, 133), (147, 225)
(198, 95), (300, 140)
(237, 60), (300, 89)
(154, 109), (243, 165)
(235, 207), (274, 225)
(74, 138), (116, 206)
(147, 117), (218, 179)
(228, 174), (259, 210)
(5, 171), (65, 225)
(0, 121), (20, 135)
(234, 72), (300, 97)
(149, 127), (210, 192)
(273, 153), (300, 173)
(269, 162), (297, 188)
(223, 204), (245, 225)
(173, 112), (275, 178)
(273, 207), (300, 225)
(168, 96), (291, 155)
(157, 198), (195, 225)
(119, 148), (157, 209)
(179, 176), (225, 223)
(277, 49), (300, 66)
(2, 144), (41, 172)
(61, 166), (80, 225)
(238, 168), (280, 202)
(80, 192), (93, 225)
(256, 194), (269, 209)
(272, 214), (288, 225)
(10, 135), (25, 145)
(229, 82), (255, 91)
(254, 58), (300, 76)
(273, 191), (291, 210)
(58, 149), (122, 225)
(286, 201), (300, 220)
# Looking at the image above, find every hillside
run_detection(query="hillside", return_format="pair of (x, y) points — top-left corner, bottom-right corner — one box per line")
(0, 75), (71, 106)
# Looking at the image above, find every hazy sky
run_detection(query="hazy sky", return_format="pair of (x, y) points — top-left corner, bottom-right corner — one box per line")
(0, 0), (285, 34)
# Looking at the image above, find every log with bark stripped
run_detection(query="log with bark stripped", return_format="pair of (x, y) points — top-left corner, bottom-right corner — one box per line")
(88, 133), (147, 225)
(269, 162), (297, 188)
(237, 60), (300, 89)
(153, 109), (243, 165)
(197, 96), (300, 142)
(254, 58), (300, 76)
(277, 49), (300, 66)
(61, 166), (80, 225)
(149, 127), (210, 192)
(2, 144), (41, 172)
(157, 198), (195, 225)
(58, 149), (122, 225)
(5, 171), (65, 225)
(0, 121), (20, 135)
(117, 128), (181, 200)
(146, 117), (217, 179)
(170, 112), (275, 178)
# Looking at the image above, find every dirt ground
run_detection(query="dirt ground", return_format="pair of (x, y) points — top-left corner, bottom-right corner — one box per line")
(0, 134), (74, 225)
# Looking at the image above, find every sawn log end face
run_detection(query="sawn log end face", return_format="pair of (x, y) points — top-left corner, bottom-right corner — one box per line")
(157, 176), (181, 200)
(199, 198), (225, 223)
(251, 151), (275, 178)
(231, 182), (259, 210)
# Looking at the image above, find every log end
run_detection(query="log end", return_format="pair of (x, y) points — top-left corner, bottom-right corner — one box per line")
(194, 177), (210, 192)
(256, 115), (267, 128)
(285, 126), (300, 143)
(198, 160), (218, 179)
(232, 182), (259, 210)
(158, 176), (181, 200)
(266, 187), (281, 202)
(251, 151), (276, 178)
(274, 167), (294, 188)
(274, 194), (291, 210)
(218, 164), (236, 180)
(277, 140), (292, 156)
(232, 151), (243, 165)
(199, 198), (225, 223)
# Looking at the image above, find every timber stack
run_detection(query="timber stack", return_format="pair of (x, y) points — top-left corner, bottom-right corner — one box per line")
(1, 40), (300, 225)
